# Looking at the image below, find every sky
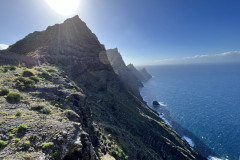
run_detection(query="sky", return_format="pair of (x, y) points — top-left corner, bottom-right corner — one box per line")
(0, 0), (240, 65)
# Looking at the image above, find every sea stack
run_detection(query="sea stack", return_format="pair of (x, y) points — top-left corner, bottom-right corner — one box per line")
(153, 101), (160, 106)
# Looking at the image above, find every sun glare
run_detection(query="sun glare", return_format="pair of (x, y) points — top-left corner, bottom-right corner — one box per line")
(45, 0), (80, 15)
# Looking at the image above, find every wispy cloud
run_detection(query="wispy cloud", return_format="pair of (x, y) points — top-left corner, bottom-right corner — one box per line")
(155, 51), (240, 65)
(0, 44), (9, 50)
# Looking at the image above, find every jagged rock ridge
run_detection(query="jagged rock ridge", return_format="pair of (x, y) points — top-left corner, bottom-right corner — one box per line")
(2, 15), (111, 75)
(106, 48), (143, 98)
(139, 67), (152, 81)
(0, 15), (207, 160)
(127, 64), (151, 82)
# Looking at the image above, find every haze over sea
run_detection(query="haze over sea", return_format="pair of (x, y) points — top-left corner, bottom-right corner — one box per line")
(140, 63), (240, 160)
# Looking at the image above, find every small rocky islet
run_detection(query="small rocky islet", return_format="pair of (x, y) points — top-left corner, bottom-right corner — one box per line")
(152, 101), (161, 106)
(0, 15), (206, 160)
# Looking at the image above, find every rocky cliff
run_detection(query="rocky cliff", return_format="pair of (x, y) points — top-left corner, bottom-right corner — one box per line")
(0, 16), (206, 160)
(5, 15), (111, 76)
(106, 48), (143, 98)
(127, 64), (152, 82)
(139, 68), (152, 81)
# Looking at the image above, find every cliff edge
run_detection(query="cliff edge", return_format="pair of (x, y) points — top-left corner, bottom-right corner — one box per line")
(0, 16), (206, 160)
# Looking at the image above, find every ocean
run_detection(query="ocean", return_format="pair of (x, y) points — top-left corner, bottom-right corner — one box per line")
(140, 63), (240, 160)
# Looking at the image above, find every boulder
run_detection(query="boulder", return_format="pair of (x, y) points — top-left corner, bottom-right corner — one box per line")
(153, 101), (160, 106)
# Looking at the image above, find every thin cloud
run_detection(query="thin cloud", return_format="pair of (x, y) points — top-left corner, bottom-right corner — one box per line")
(183, 51), (240, 60)
(155, 51), (240, 65)
(0, 44), (9, 50)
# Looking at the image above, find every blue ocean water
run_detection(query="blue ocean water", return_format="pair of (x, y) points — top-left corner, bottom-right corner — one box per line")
(140, 63), (240, 160)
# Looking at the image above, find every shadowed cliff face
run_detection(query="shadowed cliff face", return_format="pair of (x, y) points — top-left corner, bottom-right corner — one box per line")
(0, 16), (206, 160)
(106, 48), (143, 99)
(139, 68), (152, 81)
(127, 64), (150, 82)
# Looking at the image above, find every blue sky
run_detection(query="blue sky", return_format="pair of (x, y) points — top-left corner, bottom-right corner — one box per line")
(1, 0), (240, 65)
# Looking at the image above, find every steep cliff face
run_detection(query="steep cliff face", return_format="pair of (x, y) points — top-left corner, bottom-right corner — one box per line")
(106, 48), (143, 98)
(0, 16), (206, 160)
(139, 68), (152, 81)
(127, 64), (151, 82)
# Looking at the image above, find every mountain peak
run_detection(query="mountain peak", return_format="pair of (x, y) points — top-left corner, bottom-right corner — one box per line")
(7, 15), (102, 55)
(65, 15), (80, 21)
(3, 16), (110, 74)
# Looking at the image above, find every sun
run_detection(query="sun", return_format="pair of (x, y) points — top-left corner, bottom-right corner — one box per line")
(45, 0), (80, 15)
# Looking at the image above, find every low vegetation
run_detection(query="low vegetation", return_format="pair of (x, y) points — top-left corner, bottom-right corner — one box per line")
(0, 65), (16, 73)
(15, 110), (22, 117)
(0, 140), (6, 149)
(14, 138), (20, 143)
(0, 88), (9, 96)
(22, 70), (35, 77)
(23, 140), (30, 148)
(51, 150), (61, 158)
(42, 142), (54, 150)
(30, 104), (53, 114)
(18, 124), (27, 133)
(6, 92), (24, 102)
(15, 77), (37, 91)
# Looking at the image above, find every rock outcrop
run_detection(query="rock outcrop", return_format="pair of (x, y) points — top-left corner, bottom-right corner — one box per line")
(3, 15), (111, 76)
(106, 48), (143, 98)
(127, 64), (152, 82)
(153, 101), (160, 106)
(0, 15), (206, 160)
(139, 67), (152, 81)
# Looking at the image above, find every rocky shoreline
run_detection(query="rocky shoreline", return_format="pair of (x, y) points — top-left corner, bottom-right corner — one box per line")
(140, 90), (218, 158)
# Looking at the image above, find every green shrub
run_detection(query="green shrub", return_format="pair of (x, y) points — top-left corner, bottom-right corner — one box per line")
(1, 65), (16, 72)
(15, 73), (21, 76)
(42, 142), (54, 150)
(16, 77), (36, 91)
(15, 138), (20, 143)
(7, 132), (14, 138)
(7, 92), (24, 102)
(0, 140), (6, 149)
(30, 105), (53, 114)
(18, 124), (27, 133)
(15, 110), (22, 117)
(41, 106), (53, 114)
(51, 150), (61, 158)
(9, 66), (16, 71)
(23, 140), (30, 148)
(22, 70), (35, 77)
(39, 71), (52, 80)
(29, 76), (40, 82)
(3, 68), (8, 72)
(47, 69), (57, 73)
(0, 88), (9, 96)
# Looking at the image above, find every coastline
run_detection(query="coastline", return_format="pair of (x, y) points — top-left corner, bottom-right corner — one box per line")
(139, 82), (217, 159)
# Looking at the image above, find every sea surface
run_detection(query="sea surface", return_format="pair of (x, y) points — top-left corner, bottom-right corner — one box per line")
(140, 63), (240, 160)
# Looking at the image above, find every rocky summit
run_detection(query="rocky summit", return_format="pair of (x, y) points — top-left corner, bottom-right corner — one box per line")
(0, 16), (206, 160)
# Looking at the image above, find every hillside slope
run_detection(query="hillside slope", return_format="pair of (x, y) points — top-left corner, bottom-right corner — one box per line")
(0, 16), (206, 160)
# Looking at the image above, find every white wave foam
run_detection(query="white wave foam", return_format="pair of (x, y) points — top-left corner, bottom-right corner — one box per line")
(159, 113), (172, 127)
(207, 156), (223, 160)
(182, 136), (194, 147)
(158, 101), (167, 107)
